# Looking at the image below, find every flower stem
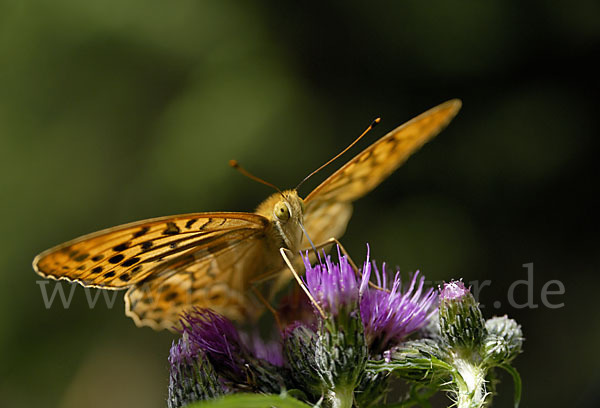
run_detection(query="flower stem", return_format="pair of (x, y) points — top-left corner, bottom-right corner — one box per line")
(453, 357), (487, 408)
(327, 385), (354, 408)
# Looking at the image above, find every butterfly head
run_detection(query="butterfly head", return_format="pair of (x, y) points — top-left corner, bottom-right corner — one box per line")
(257, 189), (305, 252)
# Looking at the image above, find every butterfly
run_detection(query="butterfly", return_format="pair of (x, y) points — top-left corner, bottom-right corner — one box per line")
(33, 99), (462, 330)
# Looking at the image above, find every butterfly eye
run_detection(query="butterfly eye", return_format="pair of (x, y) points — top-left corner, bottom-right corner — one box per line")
(274, 201), (290, 222)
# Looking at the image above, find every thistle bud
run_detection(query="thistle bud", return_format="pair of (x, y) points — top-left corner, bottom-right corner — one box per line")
(283, 323), (327, 396)
(438, 281), (486, 350)
(483, 315), (524, 365)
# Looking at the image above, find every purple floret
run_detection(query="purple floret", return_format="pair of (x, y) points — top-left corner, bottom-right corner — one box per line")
(439, 280), (469, 300)
(303, 247), (368, 316)
(360, 263), (438, 352)
(181, 308), (246, 376)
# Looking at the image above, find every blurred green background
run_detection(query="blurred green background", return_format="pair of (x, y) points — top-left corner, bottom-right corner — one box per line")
(1, 0), (598, 407)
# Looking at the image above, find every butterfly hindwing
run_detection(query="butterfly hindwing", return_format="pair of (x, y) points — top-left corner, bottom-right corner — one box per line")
(124, 236), (268, 330)
(302, 200), (353, 249)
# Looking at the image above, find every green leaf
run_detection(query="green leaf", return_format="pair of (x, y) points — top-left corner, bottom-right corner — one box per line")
(374, 385), (437, 408)
(499, 364), (522, 408)
(184, 393), (312, 408)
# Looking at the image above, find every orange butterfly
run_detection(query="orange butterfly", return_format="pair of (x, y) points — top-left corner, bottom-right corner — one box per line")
(33, 99), (461, 330)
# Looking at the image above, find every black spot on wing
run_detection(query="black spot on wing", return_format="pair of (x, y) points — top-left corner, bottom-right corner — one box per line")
(74, 253), (89, 262)
(141, 241), (153, 250)
(133, 226), (150, 238)
(104, 271), (116, 278)
(198, 219), (212, 230)
(185, 219), (198, 229)
(108, 254), (125, 264)
(122, 257), (140, 267)
(92, 255), (104, 262)
(113, 243), (129, 252)
(164, 292), (178, 301)
(163, 222), (180, 235)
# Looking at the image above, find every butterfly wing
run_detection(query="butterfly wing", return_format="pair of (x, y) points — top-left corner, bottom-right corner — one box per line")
(301, 200), (353, 248)
(124, 234), (269, 330)
(34, 213), (270, 327)
(302, 99), (462, 245)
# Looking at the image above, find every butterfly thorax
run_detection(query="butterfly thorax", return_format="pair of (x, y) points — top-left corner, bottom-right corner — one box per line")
(255, 189), (305, 254)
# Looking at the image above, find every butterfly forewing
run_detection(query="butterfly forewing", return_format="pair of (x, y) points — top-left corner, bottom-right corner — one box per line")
(304, 99), (462, 204)
(33, 213), (269, 290)
(301, 99), (461, 250)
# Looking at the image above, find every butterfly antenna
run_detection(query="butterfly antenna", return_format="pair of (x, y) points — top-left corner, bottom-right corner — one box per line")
(229, 160), (285, 198)
(295, 117), (381, 190)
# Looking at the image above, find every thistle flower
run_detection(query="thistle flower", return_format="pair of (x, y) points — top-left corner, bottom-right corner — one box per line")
(181, 308), (285, 394)
(303, 247), (368, 316)
(301, 248), (369, 408)
(242, 332), (284, 367)
(360, 261), (438, 354)
(182, 308), (246, 379)
(167, 332), (225, 408)
(167, 250), (524, 408)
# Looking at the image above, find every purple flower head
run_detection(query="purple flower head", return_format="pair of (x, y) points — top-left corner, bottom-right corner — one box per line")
(302, 246), (369, 316)
(181, 308), (246, 377)
(169, 331), (200, 370)
(167, 331), (225, 407)
(439, 280), (469, 301)
(282, 321), (316, 339)
(241, 332), (284, 367)
(360, 261), (438, 353)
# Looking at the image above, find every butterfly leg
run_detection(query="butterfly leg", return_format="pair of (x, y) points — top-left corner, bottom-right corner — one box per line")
(250, 286), (284, 331)
(280, 247), (326, 319)
(248, 268), (288, 286)
(248, 267), (296, 329)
